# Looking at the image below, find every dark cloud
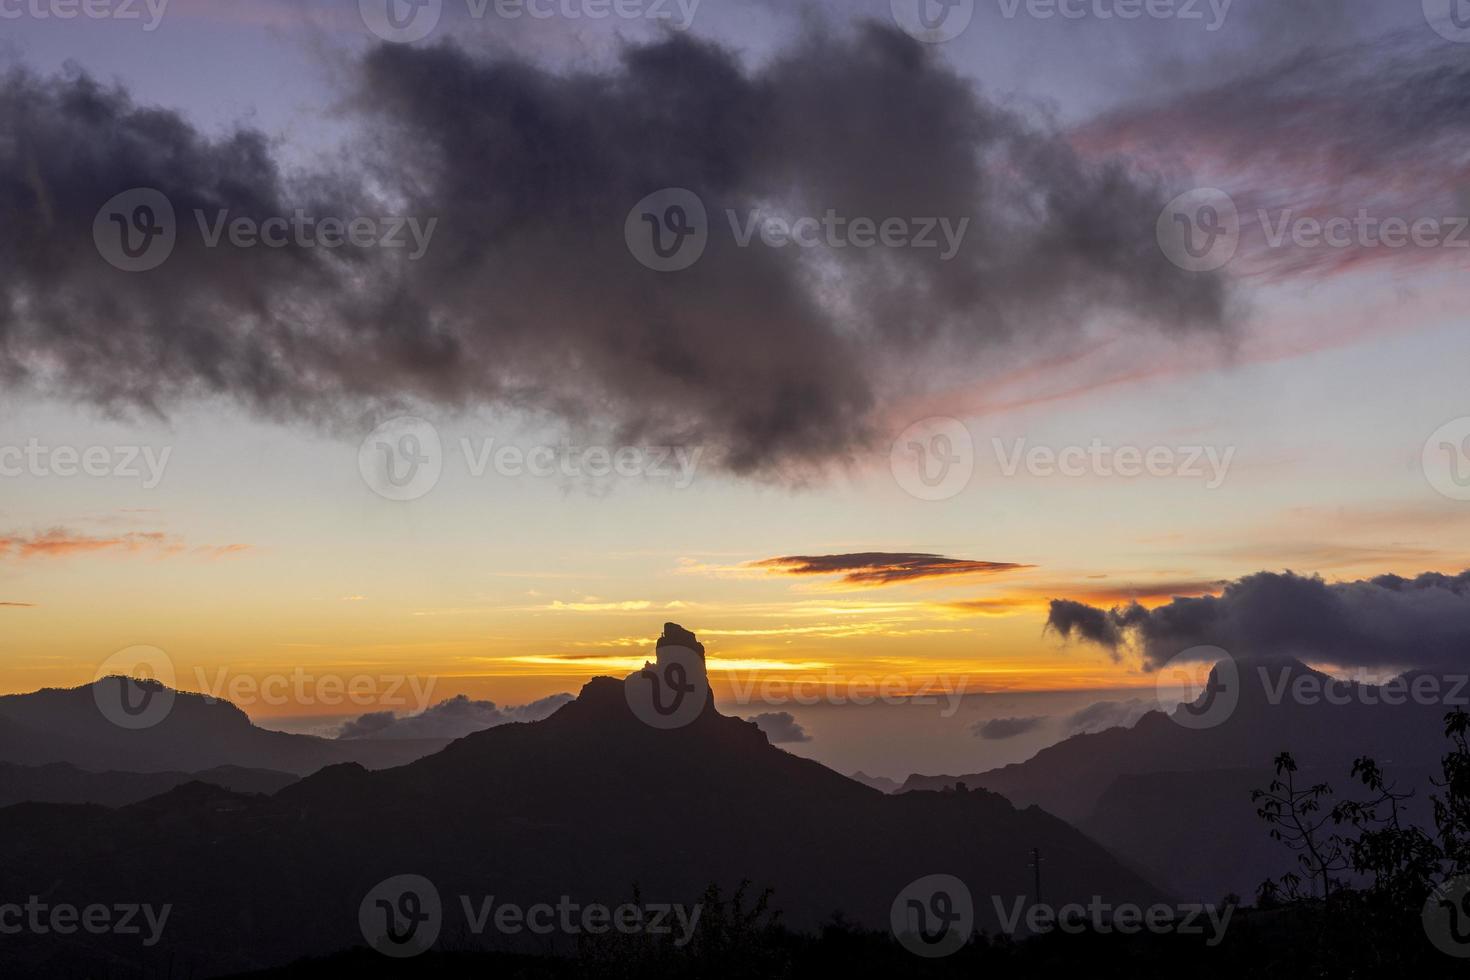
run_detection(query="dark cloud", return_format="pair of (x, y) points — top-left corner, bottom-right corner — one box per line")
(1065, 699), (1153, 735)
(0, 65), (371, 420)
(747, 711), (812, 744)
(971, 715), (1046, 740)
(336, 693), (572, 740)
(1046, 598), (1127, 650)
(1, 24), (1227, 480)
(757, 553), (1030, 586)
(1048, 570), (1470, 671)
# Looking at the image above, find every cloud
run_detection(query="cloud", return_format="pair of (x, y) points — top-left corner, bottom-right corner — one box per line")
(942, 580), (1223, 617)
(336, 693), (573, 740)
(545, 600), (659, 612)
(1065, 699), (1154, 735)
(971, 715), (1047, 740)
(1, 24), (1228, 482)
(1051, 580), (1226, 606)
(0, 602), (35, 608)
(1048, 569), (1470, 671)
(1080, 32), (1470, 280)
(0, 529), (172, 559)
(0, 528), (246, 561)
(941, 597), (1044, 617)
(747, 711), (812, 744)
(1046, 598), (1131, 650)
(197, 543), (252, 560)
(756, 553), (1031, 586)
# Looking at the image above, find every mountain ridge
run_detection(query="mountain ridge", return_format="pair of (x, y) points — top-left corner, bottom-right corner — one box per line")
(0, 678), (451, 775)
(0, 627), (1165, 975)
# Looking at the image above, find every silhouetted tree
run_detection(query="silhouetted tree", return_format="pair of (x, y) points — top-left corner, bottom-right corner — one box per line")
(1251, 708), (1470, 973)
(1252, 752), (1347, 902)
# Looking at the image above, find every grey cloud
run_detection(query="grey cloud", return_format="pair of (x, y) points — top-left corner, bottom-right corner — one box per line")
(336, 693), (573, 740)
(971, 715), (1047, 740)
(1046, 598), (1143, 653)
(1065, 698), (1153, 735)
(1048, 570), (1470, 671)
(1, 24), (1227, 480)
(747, 711), (812, 744)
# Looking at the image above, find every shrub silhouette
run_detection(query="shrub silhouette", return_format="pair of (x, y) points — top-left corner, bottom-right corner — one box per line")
(1250, 708), (1470, 972)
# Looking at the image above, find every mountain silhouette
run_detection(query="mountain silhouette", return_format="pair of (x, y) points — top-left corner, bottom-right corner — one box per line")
(0, 625), (1162, 976)
(0, 678), (449, 774)
(899, 656), (1460, 898)
(850, 771), (901, 793)
(0, 761), (298, 808)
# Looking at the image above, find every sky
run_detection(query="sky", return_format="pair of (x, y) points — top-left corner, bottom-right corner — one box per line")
(3, 0), (1470, 776)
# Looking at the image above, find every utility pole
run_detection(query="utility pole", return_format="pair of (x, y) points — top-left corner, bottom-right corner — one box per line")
(1029, 847), (1043, 907)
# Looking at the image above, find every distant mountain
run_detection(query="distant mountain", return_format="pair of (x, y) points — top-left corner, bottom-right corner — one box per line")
(1079, 764), (1438, 900)
(0, 625), (1163, 977)
(850, 771), (901, 793)
(0, 679), (450, 775)
(0, 761), (298, 808)
(899, 658), (1458, 899)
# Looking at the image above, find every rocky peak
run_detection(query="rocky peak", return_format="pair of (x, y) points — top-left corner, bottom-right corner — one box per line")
(656, 622), (705, 659)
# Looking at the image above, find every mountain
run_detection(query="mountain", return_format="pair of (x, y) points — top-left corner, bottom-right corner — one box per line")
(0, 761), (298, 808)
(901, 658), (1455, 819)
(0, 679), (449, 775)
(1078, 764), (1438, 900)
(899, 658), (1458, 898)
(850, 771), (901, 793)
(0, 625), (1164, 977)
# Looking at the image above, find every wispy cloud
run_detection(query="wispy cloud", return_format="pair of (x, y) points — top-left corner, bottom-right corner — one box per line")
(198, 543), (252, 560)
(941, 597), (1047, 617)
(543, 600), (680, 613)
(1056, 580), (1226, 606)
(1077, 33), (1470, 282)
(972, 715), (1047, 740)
(1066, 699), (1154, 734)
(0, 528), (248, 562)
(0, 529), (173, 559)
(505, 654), (832, 673)
(936, 578), (1225, 619)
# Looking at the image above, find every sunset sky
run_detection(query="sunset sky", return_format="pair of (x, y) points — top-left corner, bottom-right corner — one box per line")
(3, 0), (1470, 769)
